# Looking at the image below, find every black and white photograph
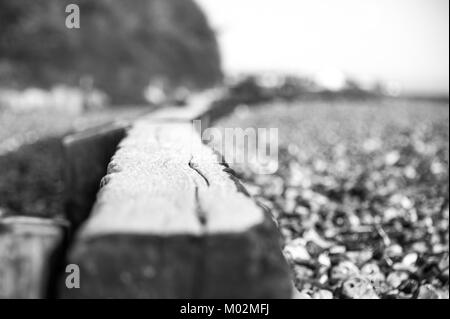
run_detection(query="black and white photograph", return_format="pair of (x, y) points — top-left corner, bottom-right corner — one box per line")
(0, 0), (448, 304)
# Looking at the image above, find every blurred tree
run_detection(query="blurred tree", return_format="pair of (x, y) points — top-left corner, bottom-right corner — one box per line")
(0, 0), (222, 104)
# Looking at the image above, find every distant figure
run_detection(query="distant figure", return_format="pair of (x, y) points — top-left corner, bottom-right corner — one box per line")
(144, 78), (168, 106)
(144, 77), (191, 107)
(79, 75), (108, 112)
(80, 75), (94, 112)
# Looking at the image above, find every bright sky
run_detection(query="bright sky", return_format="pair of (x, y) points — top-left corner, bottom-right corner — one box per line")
(196, 0), (449, 96)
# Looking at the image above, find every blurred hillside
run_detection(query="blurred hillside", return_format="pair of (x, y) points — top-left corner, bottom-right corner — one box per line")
(0, 0), (222, 104)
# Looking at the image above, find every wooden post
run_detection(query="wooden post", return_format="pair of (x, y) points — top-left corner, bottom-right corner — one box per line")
(60, 120), (291, 298)
(0, 216), (66, 299)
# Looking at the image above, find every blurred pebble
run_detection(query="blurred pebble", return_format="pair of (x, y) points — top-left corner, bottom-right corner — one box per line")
(397, 279), (420, 299)
(312, 289), (334, 299)
(287, 143), (300, 156)
(374, 281), (392, 297)
(287, 163), (305, 187)
(284, 187), (299, 200)
(341, 276), (379, 299)
(417, 284), (441, 299)
(404, 166), (417, 179)
(346, 250), (373, 266)
(401, 197), (414, 210)
(433, 244), (447, 254)
(402, 253), (418, 267)
(440, 289), (449, 299)
(361, 263), (387, 294)
(306, 241), (323, 257)
(411, 242), (428, 254)
(283, 239), (311, 263)
(385, 244), (403, 259)
(329, 245), (346, 255)
(318, 273), (329, 285)
(384, 208), (401, 222)
(281, 228), (293, 240)
(361, 263), (383, 278)
(385, 151), (400, 166)
(294, 206), (309, 217)
(303, 229), (333, 249)
(292, 288), (312, 299)
(440, 268), (449, 284)
(263, 177), (284, 197)
(330, 261), (360, 284)
(348, 214), (360, 228)
(363, 138), (382, 153)
(430, 161), (445, 175)
(293, 265), (315, 282)
(439, 255), (449, 271)
(387, 271), (410, 289)
(419, 261), (442, 281)
(318, 253), (331, 268)
(282, 198), (297, 215)
(314, 159), (327, 173)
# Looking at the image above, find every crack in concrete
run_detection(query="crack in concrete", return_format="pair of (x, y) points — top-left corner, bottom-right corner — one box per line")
(187, 157), (209, 228)
(188, 157), (210, 187)
(194, 187), (207, 227)
(187, 160), (208, 298)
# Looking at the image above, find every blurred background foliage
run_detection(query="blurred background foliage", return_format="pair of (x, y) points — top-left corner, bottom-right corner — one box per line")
(0, 0), (223, 104)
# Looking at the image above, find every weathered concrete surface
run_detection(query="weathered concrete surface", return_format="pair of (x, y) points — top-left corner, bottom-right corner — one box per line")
(60, 122), (291, 298)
